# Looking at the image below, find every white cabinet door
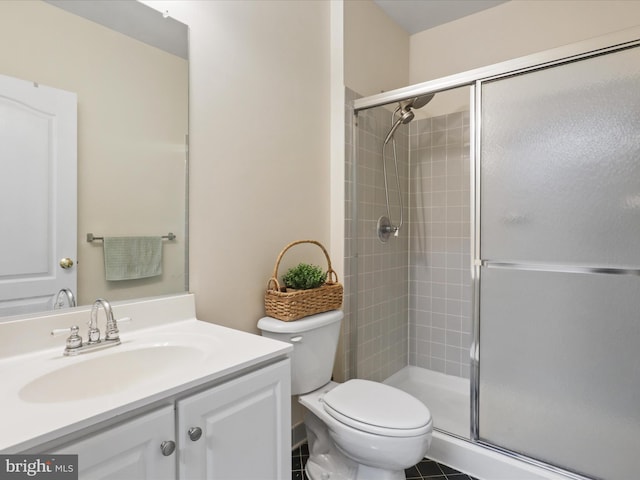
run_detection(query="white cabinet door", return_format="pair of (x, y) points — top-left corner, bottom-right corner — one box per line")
(54, 405), (176, 480)
(0, 73), (77, 316)
(177, 360), (291, 480)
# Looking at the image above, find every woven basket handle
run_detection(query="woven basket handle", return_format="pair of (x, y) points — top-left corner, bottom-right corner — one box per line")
(266, 240), (339, 292)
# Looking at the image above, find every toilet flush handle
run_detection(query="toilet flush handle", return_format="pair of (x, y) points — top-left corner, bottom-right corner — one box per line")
(290, 336), (303, 343)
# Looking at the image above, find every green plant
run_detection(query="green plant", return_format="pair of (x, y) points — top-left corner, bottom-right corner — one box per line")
(282, 263), (327, 290)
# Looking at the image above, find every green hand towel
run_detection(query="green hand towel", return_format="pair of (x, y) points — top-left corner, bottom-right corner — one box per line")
(103, 236), (162, 281)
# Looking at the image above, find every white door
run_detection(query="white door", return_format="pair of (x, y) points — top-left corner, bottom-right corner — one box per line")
(177, 360), (291, 480)
(0, 73), (77, 316)
(54, 405), (177, 480)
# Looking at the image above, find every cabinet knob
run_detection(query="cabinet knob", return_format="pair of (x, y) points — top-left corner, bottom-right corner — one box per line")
(160, 440), (176, 456)
(188, 427), (202, 441)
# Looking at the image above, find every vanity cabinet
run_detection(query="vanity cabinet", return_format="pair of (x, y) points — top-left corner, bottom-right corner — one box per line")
(52, 359), (290, 480)
(177, 359), (290, 480)
(55, 405), (176, 479)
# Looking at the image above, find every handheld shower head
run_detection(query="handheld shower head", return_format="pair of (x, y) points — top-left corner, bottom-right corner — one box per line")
(398, 106), (415, 124)
(384, 108), (413, 144)
(383, 93), (435, 145)
(379, 91), (436, 242)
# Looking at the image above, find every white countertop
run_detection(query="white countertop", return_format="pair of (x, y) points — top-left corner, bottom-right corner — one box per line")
(0, 294), (291, 452)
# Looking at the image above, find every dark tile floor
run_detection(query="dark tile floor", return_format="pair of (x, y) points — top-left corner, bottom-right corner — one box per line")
(405, 458), (479, 480)
(291, 443), (309, 480)
(292, 443), (479, 480)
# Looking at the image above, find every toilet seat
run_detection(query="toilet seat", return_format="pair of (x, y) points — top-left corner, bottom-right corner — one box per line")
(322, 379), (432, 438)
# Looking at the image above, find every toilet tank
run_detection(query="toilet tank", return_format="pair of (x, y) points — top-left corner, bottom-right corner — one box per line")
(258, 310), (343, 395)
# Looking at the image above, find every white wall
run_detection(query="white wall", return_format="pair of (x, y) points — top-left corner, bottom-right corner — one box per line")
(144, 1), (332, 335)
(410, 0), (640, 83)
(143, 0), (333, 434)
(343, 0), (409, 95)
(343, 0), (640, 117)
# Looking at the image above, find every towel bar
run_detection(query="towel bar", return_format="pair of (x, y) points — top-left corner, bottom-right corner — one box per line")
(87, 233), (176, 242)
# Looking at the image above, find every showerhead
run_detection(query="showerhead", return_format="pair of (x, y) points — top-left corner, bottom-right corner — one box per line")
(402, 93), (435, 110)
(383, 93), (435, 145)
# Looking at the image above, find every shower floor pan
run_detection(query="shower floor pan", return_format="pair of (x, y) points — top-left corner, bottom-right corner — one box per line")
(385, 366), (469, 438)
(385, 366), (577, 480)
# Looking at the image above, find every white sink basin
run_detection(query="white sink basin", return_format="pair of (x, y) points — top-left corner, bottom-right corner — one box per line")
(0, 295), (293, 453)
(19, 344), (208, 403)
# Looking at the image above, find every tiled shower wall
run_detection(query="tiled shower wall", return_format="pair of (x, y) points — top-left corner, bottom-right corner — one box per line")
(344, 88), (409, 383)
(345, 86), (473, 381)
(408, 112), (472, 379)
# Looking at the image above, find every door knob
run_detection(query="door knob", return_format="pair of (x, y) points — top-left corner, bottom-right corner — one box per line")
(59, 257), (74, 269)
(188, 427), (202, 441)
(160, 440), (176, 456)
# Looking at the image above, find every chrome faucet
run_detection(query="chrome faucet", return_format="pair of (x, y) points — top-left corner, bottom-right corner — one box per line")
(53, 288), (76, 309)
(51, 298), (131, 356)
(88, 298), (118, 343)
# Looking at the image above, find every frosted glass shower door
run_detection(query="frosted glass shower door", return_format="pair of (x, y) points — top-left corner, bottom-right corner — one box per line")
(478, 45), (640, 480)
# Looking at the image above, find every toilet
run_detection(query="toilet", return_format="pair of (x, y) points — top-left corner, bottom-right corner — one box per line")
(258, 310), (432, 480)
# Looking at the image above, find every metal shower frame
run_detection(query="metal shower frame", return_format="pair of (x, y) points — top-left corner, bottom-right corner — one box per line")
(351, 25), (640, 480)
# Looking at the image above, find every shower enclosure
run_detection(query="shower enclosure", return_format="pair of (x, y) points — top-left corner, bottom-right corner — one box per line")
(347, 30), (640, 480)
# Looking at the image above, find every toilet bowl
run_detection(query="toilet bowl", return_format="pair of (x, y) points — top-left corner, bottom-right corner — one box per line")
(301, 380), (432, 480)
(258, 310), (432, 480)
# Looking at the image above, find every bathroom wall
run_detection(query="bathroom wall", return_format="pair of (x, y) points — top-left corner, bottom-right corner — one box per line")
(411, 0), (640, 83)
(343, 0), (409, 97)
(409, 0), (640, 116)
(151, 0), (408, 380)
(143, 0), (335, 434)
(143, 0), (333, 336)
(408, 107), (472, 378)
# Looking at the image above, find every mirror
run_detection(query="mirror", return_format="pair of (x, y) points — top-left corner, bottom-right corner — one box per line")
(0, 0), (188, 317)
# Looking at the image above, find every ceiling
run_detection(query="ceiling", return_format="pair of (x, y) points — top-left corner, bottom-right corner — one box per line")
(373, 0), (509, 35)
(46, 0), (509, 58)
(45, 0), (188, 58)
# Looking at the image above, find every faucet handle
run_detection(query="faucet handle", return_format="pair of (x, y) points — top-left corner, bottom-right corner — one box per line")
(104, 316), (132, 341)
(51, 325), (83, 350)
(51, 326), (74, 336)
(86, 319), (101, 344)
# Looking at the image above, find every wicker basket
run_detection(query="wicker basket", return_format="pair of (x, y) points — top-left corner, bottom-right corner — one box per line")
(264, 240), (343, 321)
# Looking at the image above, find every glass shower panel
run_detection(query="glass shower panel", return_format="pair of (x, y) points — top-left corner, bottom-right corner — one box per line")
(351, 86), (473, 440)
(479, 267), (640, 479)
(481, 46), (640, 267)
(352, 101), (411, 383)
(478, 44), (640, 480)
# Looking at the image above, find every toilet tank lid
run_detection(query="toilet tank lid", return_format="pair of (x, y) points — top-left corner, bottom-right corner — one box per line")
(258, 310), (343, 333)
